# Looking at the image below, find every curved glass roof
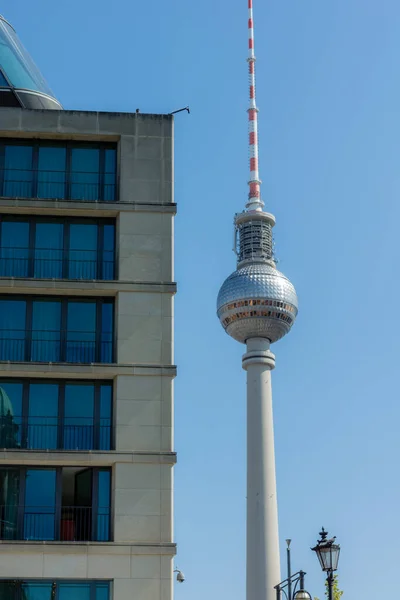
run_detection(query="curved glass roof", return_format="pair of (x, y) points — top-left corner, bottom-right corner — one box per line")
(0, 15), (62, 109)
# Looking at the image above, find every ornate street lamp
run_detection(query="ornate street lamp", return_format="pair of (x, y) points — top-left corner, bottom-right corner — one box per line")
(311, 528), (340, 600)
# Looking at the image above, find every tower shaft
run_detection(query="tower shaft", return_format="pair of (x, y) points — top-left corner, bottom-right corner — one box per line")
(243, 338), (281, 600)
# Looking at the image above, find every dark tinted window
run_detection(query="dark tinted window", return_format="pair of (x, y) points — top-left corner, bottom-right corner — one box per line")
(0, 141), (116, 201)
(0, 297), (113, 364)
(0, 380), (112, 451)
(0, 220), (29, 277)
(0, 217), (115, 281)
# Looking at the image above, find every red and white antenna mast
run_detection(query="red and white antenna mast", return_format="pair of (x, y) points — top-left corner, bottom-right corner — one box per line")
(247, 0), (263, 212)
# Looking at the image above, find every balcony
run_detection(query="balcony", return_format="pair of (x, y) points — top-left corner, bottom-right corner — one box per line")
(0, 247), (115, 280)
(0, 332), (113, 364)
(0, 467), (111, 542)
(0, 415), (112, 451)
(0, 174), (116, 202)
(0, 505), (110, 542)
(0, 141), (117, 203)
(0, 217), (116, 282)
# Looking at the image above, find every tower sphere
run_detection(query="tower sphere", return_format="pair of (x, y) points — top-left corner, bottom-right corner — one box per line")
(217, 263), (298, 344)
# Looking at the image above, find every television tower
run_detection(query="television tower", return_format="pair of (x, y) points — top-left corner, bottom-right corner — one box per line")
(216, 2), (298, 600)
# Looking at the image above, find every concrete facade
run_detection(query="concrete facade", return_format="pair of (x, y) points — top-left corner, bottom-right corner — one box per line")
(0, 108), (176, 600)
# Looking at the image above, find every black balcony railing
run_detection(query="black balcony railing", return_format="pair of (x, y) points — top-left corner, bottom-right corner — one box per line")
(0, 414), (112, 451)
(0, 505), (111, 541)
(0, 330), (113, 363)
(0, 169), (116, 202)
(0, 247), (115, 280)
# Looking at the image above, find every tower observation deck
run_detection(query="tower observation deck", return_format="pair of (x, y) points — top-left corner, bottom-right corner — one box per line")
(216, 2), (298, 600)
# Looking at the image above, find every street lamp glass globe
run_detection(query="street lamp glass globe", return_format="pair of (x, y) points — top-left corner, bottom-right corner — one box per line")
(312, 529), (340, 572)
(315, 543), (340, 572)
(294, 592), (312, 600)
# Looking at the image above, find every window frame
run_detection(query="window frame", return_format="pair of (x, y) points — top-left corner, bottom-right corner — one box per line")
(0, 378), (113, 451)
(0, 295), (115, 364)
(0, 466), (112, 543)
(0, 214), (116, 280)
(0, 579), (111, 600)
(0, 139), (117, 202)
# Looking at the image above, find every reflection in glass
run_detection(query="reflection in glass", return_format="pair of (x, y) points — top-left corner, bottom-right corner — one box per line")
(67, 302), (96, 363)
(21, 582), (53, 600)
(37, 147), (66, 200)
(0, 382), (23, 448)
(104, 149), (116, 201)
(0, 298), (113, 364)
(100, 385), (112, 451)
(97, 470), (111, 541)
(0, 581), (110, 600)
(0, 299), (26, 361)
(0, 221), (29, 277)
(71, 148), (100, 201)
(64, 384), (94, 450)
(34, 222), (64, 278)
(0, 142), (116, 202)
(0, 18), (55, 96)
(69, 224), (97, 279)
(3, 145), (33, 198)
(24, 469), (56, 541)
(103, 224), (115, 279)
(0, 467), (20, 540)
(31, 301), (61, 362)
(58, 583), (90, 600)
(28, 384), (58, 450)
(101, 303), (113, 363)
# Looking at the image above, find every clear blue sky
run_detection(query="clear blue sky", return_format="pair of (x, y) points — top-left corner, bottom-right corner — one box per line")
(4, 0), (397, 597)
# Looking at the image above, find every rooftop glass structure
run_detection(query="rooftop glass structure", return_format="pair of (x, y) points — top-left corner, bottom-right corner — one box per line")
(0, 15), (62, 109)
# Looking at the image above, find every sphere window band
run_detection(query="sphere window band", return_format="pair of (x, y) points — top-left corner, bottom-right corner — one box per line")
(226, 299), (297, 313)
(223, 310), (294, 328)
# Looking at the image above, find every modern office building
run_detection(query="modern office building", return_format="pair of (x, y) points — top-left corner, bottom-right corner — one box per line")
(0, 14), (176, 600)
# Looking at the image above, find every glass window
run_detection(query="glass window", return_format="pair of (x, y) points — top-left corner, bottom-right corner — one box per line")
(0, 382), (23, 448)
(58, 583), (91, 600)
(0, 580), (18, 600)
(101, 302), (113, 363)
(0, 467), (20, 540)
(95, 583), (111, 600)
(28, 383), (58, 450)
(99, 384), (112, 451)
(103, 224), (115, 280)
(71, 148), (100, 201)
(0, 582), (110, 600)
(0, 220), (29, 277)
(0, 142), (116, 202)
(0, 217), (115, 281)
(34, 222), (64, 278)
(0, 297), (113, 364)
(31, 301), (61, 362)
(24, 469), (56, 541)
(4, 145), (33, 198)
(64, 384), (94, 450)
(0, 299), (26, 361)
(97, 470), (111, 541)
(67, 301), (96, 363)
(69, 223), (97, 279)
(37, 147), (66, 200)
(21, 582), (53, 600)
(104, 149), (116, 202)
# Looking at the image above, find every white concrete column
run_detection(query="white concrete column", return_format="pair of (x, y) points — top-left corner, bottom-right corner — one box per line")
(242, 337), (280, 600)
